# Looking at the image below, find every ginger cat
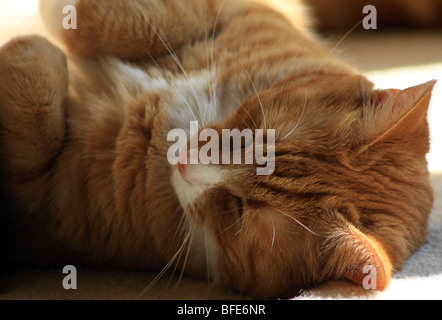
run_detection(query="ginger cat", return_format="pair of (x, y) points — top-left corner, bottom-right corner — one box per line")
(0, 0), (435, 298)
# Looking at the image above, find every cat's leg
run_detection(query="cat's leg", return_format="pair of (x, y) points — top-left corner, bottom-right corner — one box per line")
(0, 35), (68, 207)
(39, 0), (240, 60)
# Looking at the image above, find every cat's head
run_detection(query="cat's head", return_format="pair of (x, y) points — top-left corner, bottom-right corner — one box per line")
(171, 73), (435, 298)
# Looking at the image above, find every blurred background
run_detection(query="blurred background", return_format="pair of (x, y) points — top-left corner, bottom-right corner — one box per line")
(307, 0), (442, 30)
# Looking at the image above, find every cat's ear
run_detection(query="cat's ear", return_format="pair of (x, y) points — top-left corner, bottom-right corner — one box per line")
(322, 224), (392, 290)
(358, 80), (437, 150)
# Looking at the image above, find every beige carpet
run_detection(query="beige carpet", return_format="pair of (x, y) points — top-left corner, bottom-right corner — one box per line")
(1, 1), (441, 300)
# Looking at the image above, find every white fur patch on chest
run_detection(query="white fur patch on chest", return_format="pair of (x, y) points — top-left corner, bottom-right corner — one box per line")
(164, 70), (225, 132)
(190, 225), (220, 284)
(105, 59), (228, 131)
(105, 59), (223, 281)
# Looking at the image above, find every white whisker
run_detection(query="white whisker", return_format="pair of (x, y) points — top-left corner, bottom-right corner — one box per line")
(175, 224), (196, 289)
(136, 226), (193, 299)
(234, 211), (258, 236)
(204, 229), (211, 287)
(142, 46), (199, 122)
(268, 212), (276, 251)
(216, 206), (244, 216)
(218, 210), (246, 235)
(281, 90), (307, 140)
(272, 207), (320, 236)
(242, 63), (267, 131)
(264, 63), (272, 86)
(210, 0), (227, 122)
(224, 89), (258, 130)
(136, 3), (206, 126)
(281, 20), (363, 140)
(171, 208), (186, 243)
(321, 19), (363, 70)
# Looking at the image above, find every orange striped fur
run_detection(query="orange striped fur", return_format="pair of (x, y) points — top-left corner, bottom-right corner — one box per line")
(0, 0), (435, 298)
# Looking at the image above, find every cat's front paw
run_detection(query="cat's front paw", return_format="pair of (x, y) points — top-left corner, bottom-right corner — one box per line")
(0, 35), (66, 61)
(0, 35), (68, 109)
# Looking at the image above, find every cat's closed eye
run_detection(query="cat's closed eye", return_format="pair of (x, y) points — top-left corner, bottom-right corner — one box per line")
(232, 195), (244, 218)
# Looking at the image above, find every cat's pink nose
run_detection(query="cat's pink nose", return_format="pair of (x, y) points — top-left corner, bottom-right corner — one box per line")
(178, 150), (189, 180)
(178, 161), (186, 178)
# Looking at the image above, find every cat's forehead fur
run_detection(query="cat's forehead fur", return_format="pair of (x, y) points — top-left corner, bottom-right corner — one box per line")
(219, 72), (374, 145)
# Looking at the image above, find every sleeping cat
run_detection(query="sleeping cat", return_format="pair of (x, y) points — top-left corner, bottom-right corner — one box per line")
(0, 0), (435, 298)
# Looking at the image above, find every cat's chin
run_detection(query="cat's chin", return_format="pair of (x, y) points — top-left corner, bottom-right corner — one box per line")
(169, 165), (221, 284)
(171, 164), (196, 210)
